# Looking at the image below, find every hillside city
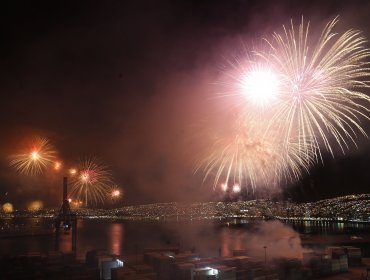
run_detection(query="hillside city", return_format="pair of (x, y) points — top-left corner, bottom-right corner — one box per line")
(2, 194), (369, 222)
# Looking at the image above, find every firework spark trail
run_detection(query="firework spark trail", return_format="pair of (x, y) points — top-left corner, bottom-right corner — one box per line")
(69, 157), (113, 207)
(257, 17), (370, 158)
(195, 119), (315, 191)
(10, 137), (57, 175)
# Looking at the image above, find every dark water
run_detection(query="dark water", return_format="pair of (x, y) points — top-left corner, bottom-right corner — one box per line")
(0, 218), (369, 260)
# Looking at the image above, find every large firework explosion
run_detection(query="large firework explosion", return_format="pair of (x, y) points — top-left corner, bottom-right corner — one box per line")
(257, 17), (370, 158)
(203, 17), (370, 192)
(69, 157), (113, 207)
(9, 137), (57, 175)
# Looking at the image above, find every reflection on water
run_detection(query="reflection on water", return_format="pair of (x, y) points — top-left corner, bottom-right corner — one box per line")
(59, 230), (73, 253)
(220, 228), (230, 256)
(286, 220), (370, 235)
(0, 218), (369, 260)
(109, 223), (124, 255)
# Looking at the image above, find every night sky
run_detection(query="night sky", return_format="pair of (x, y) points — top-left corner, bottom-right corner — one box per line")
(0, 0), (369, 209)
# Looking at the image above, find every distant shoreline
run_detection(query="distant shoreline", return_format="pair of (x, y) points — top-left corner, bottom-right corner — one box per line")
(1, 214), (370, 223)
(0, 216), (369, 241)
(2, 193), (369, 223)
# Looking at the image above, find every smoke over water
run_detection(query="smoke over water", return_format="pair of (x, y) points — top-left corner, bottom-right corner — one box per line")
(244, 220), (303, 260)
(152, 220), (303, 261)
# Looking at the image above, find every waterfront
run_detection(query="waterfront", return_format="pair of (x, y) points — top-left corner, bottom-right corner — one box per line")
(0, 218), (369, 261)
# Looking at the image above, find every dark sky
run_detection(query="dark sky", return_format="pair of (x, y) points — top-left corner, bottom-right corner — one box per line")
(0, 0), (369, 209)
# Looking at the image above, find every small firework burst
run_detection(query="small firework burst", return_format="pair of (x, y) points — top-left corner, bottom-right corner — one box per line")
(69, 157), (113, 207)
(110, 186), (123, 202)
(10, 137), (57, 175)
(54, 161), (62, 171)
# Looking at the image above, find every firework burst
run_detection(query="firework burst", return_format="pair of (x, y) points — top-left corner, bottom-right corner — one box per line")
(69, 157), (113, 207)
(195, 119), (315, 191)
(256, 17), (370, 157)
(204, 17), (370, 192)
(10, 137), (57, 175)
(110, 186), (123, 202)
(219, 50), (282, 112)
